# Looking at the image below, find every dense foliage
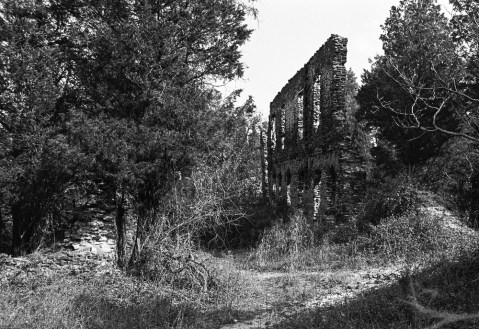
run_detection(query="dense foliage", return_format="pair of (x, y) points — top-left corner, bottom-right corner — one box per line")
(357, 0), (479, 226)
(0, 0), (259, 263)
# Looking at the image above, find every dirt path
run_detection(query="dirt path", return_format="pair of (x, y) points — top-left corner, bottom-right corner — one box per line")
(218, 264), (403, 329)
(218, 202), (479, 329)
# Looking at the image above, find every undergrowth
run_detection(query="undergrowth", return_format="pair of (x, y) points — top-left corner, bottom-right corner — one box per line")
(0, 253), (257, 329)
(0, 271), (205, 329)
(251, 205), (479, 328)
(253, 209), (478, 271)
(2, 190), (478, 329)
(275, 247), (479, 329)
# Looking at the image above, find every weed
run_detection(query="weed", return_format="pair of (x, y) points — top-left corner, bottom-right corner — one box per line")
(0, 252), (260, 329)
(363, 211), (447, 262)
(254, 212), (315, 270)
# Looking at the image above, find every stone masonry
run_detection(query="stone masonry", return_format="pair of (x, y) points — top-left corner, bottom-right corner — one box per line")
(266, 34), (366, 225)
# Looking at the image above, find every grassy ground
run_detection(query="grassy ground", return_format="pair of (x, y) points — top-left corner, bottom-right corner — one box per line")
(0, 252), (263, 329)
(269, 248), (479, 329)
(245, 207), (479, 329)
(1, 207), (479, 329)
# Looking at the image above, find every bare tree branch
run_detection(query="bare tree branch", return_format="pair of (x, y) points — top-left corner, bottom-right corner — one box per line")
(399, 299), (479, 329)
(377, 56), (479, 143)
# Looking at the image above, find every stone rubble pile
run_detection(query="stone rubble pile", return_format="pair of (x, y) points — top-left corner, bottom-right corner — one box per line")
(0, 250), (115, 286)
(55, 215), (117, 258)
(0, 203), (143, 286)
(0, 210), (130, 284)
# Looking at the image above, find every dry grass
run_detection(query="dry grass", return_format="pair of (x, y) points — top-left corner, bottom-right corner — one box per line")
(251, 209), (479, 329)
(0, 270), (202, 329)
(0, 252), (260, 329)
(2, 203), (478, 329)
(252, 209), (478, 271)
(273, 246), (479, 329)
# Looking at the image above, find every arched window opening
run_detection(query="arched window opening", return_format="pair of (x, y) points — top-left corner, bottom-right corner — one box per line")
(277, 172), (283, 198)
(270, 115), (276, 151)
(298, 169), (306, 208)
(297, 92), (304, 141)
(272, 172), (277, 197)
(328, 167), (337, 208)
(313, 169), (322, 221)
(280, 106), (286, 150)
(286, 169), (291, 205)
(313, 75), (321, 130)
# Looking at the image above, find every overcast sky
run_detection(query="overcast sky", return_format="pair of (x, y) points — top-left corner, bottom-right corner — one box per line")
(224, 0), (452, 117)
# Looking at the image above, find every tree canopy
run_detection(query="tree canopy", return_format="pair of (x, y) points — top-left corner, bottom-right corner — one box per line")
(357, 0), (479, 224)
(357, 0), (464, 166)
(0, 0), (257, 259)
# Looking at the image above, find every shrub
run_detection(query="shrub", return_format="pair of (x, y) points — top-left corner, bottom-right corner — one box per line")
(254, 212), (315, 269)
(359, 175), (420, 229)
(364, 211), (448, 261)
(327, 222), (360, 244)
(128, 230), (217, 292)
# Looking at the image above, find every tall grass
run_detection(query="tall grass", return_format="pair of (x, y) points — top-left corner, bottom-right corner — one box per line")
(251, 207), (479, 329)
(276, 246), (479, 329)
(0, 253), (260, 329)
(253, 209), (478, 271)
(254, 212), (315, 270)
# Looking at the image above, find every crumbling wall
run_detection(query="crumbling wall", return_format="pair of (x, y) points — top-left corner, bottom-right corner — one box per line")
(266, 34), (366, 225)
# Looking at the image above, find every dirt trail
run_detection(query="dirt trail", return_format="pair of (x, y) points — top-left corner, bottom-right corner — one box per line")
(219, 265), (403, 329)
(219, 202), (479, 329)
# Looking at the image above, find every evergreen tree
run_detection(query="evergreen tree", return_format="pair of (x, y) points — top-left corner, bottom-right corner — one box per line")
(357, 0), (463, 167)
(0, 0), (255, 260)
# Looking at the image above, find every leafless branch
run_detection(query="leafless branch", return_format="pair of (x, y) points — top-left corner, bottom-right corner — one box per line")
(377, 56), (479, 143)
(399, 299), (479, 329)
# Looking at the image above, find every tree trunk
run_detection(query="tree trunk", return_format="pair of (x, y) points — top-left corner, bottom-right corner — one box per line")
(470, 166), (479, 228)
(128, 180), (160, 267)
(11, 203), (24, 256)
(0, 200), (6, 253)
(11, 201), (39, 256)
(128, 206), (146, 267)
(0, 201), (3, 235)
(115, 190), (127, 269)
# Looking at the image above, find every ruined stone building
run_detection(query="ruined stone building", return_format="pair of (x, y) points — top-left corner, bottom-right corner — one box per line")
(264, 34), (367, 225)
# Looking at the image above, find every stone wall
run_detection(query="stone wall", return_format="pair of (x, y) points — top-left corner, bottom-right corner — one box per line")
(266, 34), (366, 225)
(53, 209), (137, 261)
